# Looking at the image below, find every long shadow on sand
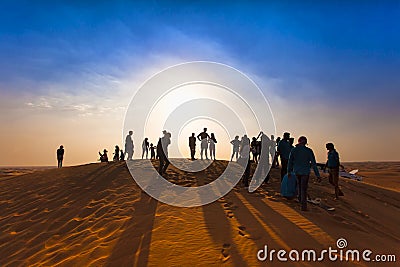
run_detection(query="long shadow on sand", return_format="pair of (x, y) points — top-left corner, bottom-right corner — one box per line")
(195, 161), (247, 266)
(105, 190), (158, 267)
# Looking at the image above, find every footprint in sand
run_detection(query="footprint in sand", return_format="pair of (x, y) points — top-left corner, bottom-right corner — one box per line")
(221, 243), (231, 261)
(223, 202), (232, 209)
(217, 197), (225, 203)
(238, 226), (248, 237)
(219, 199), (236, 218)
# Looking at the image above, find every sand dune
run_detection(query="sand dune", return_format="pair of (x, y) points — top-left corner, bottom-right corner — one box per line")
(341, 162), (400, 192)
(0, 160), (399, 266)
(0, 167), (52, 180)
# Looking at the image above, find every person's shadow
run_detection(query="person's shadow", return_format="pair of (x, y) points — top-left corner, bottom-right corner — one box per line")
(105, 189), (158, 266)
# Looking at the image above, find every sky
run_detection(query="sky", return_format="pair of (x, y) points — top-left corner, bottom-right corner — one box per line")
(0, 1), (399, 166)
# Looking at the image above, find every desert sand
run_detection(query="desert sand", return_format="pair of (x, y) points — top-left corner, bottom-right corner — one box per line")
(341, 162), (400, 193)
(0, 160), (399, 266)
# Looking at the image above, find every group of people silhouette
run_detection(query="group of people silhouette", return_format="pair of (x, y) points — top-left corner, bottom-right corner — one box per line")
(190, 128), (217, 160)
(275, 132), (343, 210)
(98, 145), (126, 163)
(57, 127), (342, 211)
(98, 130), (135, 163)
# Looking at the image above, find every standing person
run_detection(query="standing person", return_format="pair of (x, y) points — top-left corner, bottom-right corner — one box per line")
(288, 136), (321, 211)
(209, 133), (218, 160)
(230, 136), (240, 161)
(164, 133), (171, 159)
(277, 132), (292, 181)
(240, 134), (250, 158)
(189, 133), (196, 160)
(57, 145), (64, 168)
(157, 130), (171, 174)
(273, 137), (281, 168)
(325, 143), (344, 200)
(254, 131), (271, 183)
(197, 128), (210, 160)
(120, 150), (125, 161)
(113, 145), (120, 161)
(149, 143), (156, 159)
(142, 138), (149, 159)
(125, 130), (134, 160)
(251, 137), (259, 163)
(256, 139), (262, 163)
(270, 135), (276, 167)
(242, 148), (252, 188)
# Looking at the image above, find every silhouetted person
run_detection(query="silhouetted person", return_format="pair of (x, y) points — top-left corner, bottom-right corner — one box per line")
(189, 133), (196, 160)
(270, 135), (276, 167)
(57, 145), (64, 168)
(325, 143), (344, 200)
(251, 137), (259, 163)
(288, 136), (321, 211)
(209, 133), (217, 160)
(230, 136), (240, 161)
(240, 134), (250, 158)
(120, 150), (125, 161)
(150, 143), (156, 159)
(142, 138), (149, 159)
(113, 145), (120, 161)
(277, 132), (292, 181)
(255, 131), (271, 183)
(242, 149), (252, 188)
(276, 137), (281, 146)
(125, 131), (134, 160)
(197, 128), (210, 160)
(157, 130), (171, 174)
(99, 149), (109, 163)
(155, 144), (159, 159)
(273, 137), (281, 168)
(164, 133), (171, 158)
(256, 140), (261, 163)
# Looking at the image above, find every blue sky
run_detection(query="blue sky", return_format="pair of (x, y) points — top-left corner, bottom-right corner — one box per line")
(1, 1), (399, 103)
(1, 1), (399, 165)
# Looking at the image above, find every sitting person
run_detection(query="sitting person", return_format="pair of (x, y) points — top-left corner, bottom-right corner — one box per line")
(99, 149), (109, 163)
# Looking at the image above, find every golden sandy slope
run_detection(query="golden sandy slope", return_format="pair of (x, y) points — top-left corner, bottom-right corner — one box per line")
(0, 160), (399, 266)
(342, 162), (400, 192)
